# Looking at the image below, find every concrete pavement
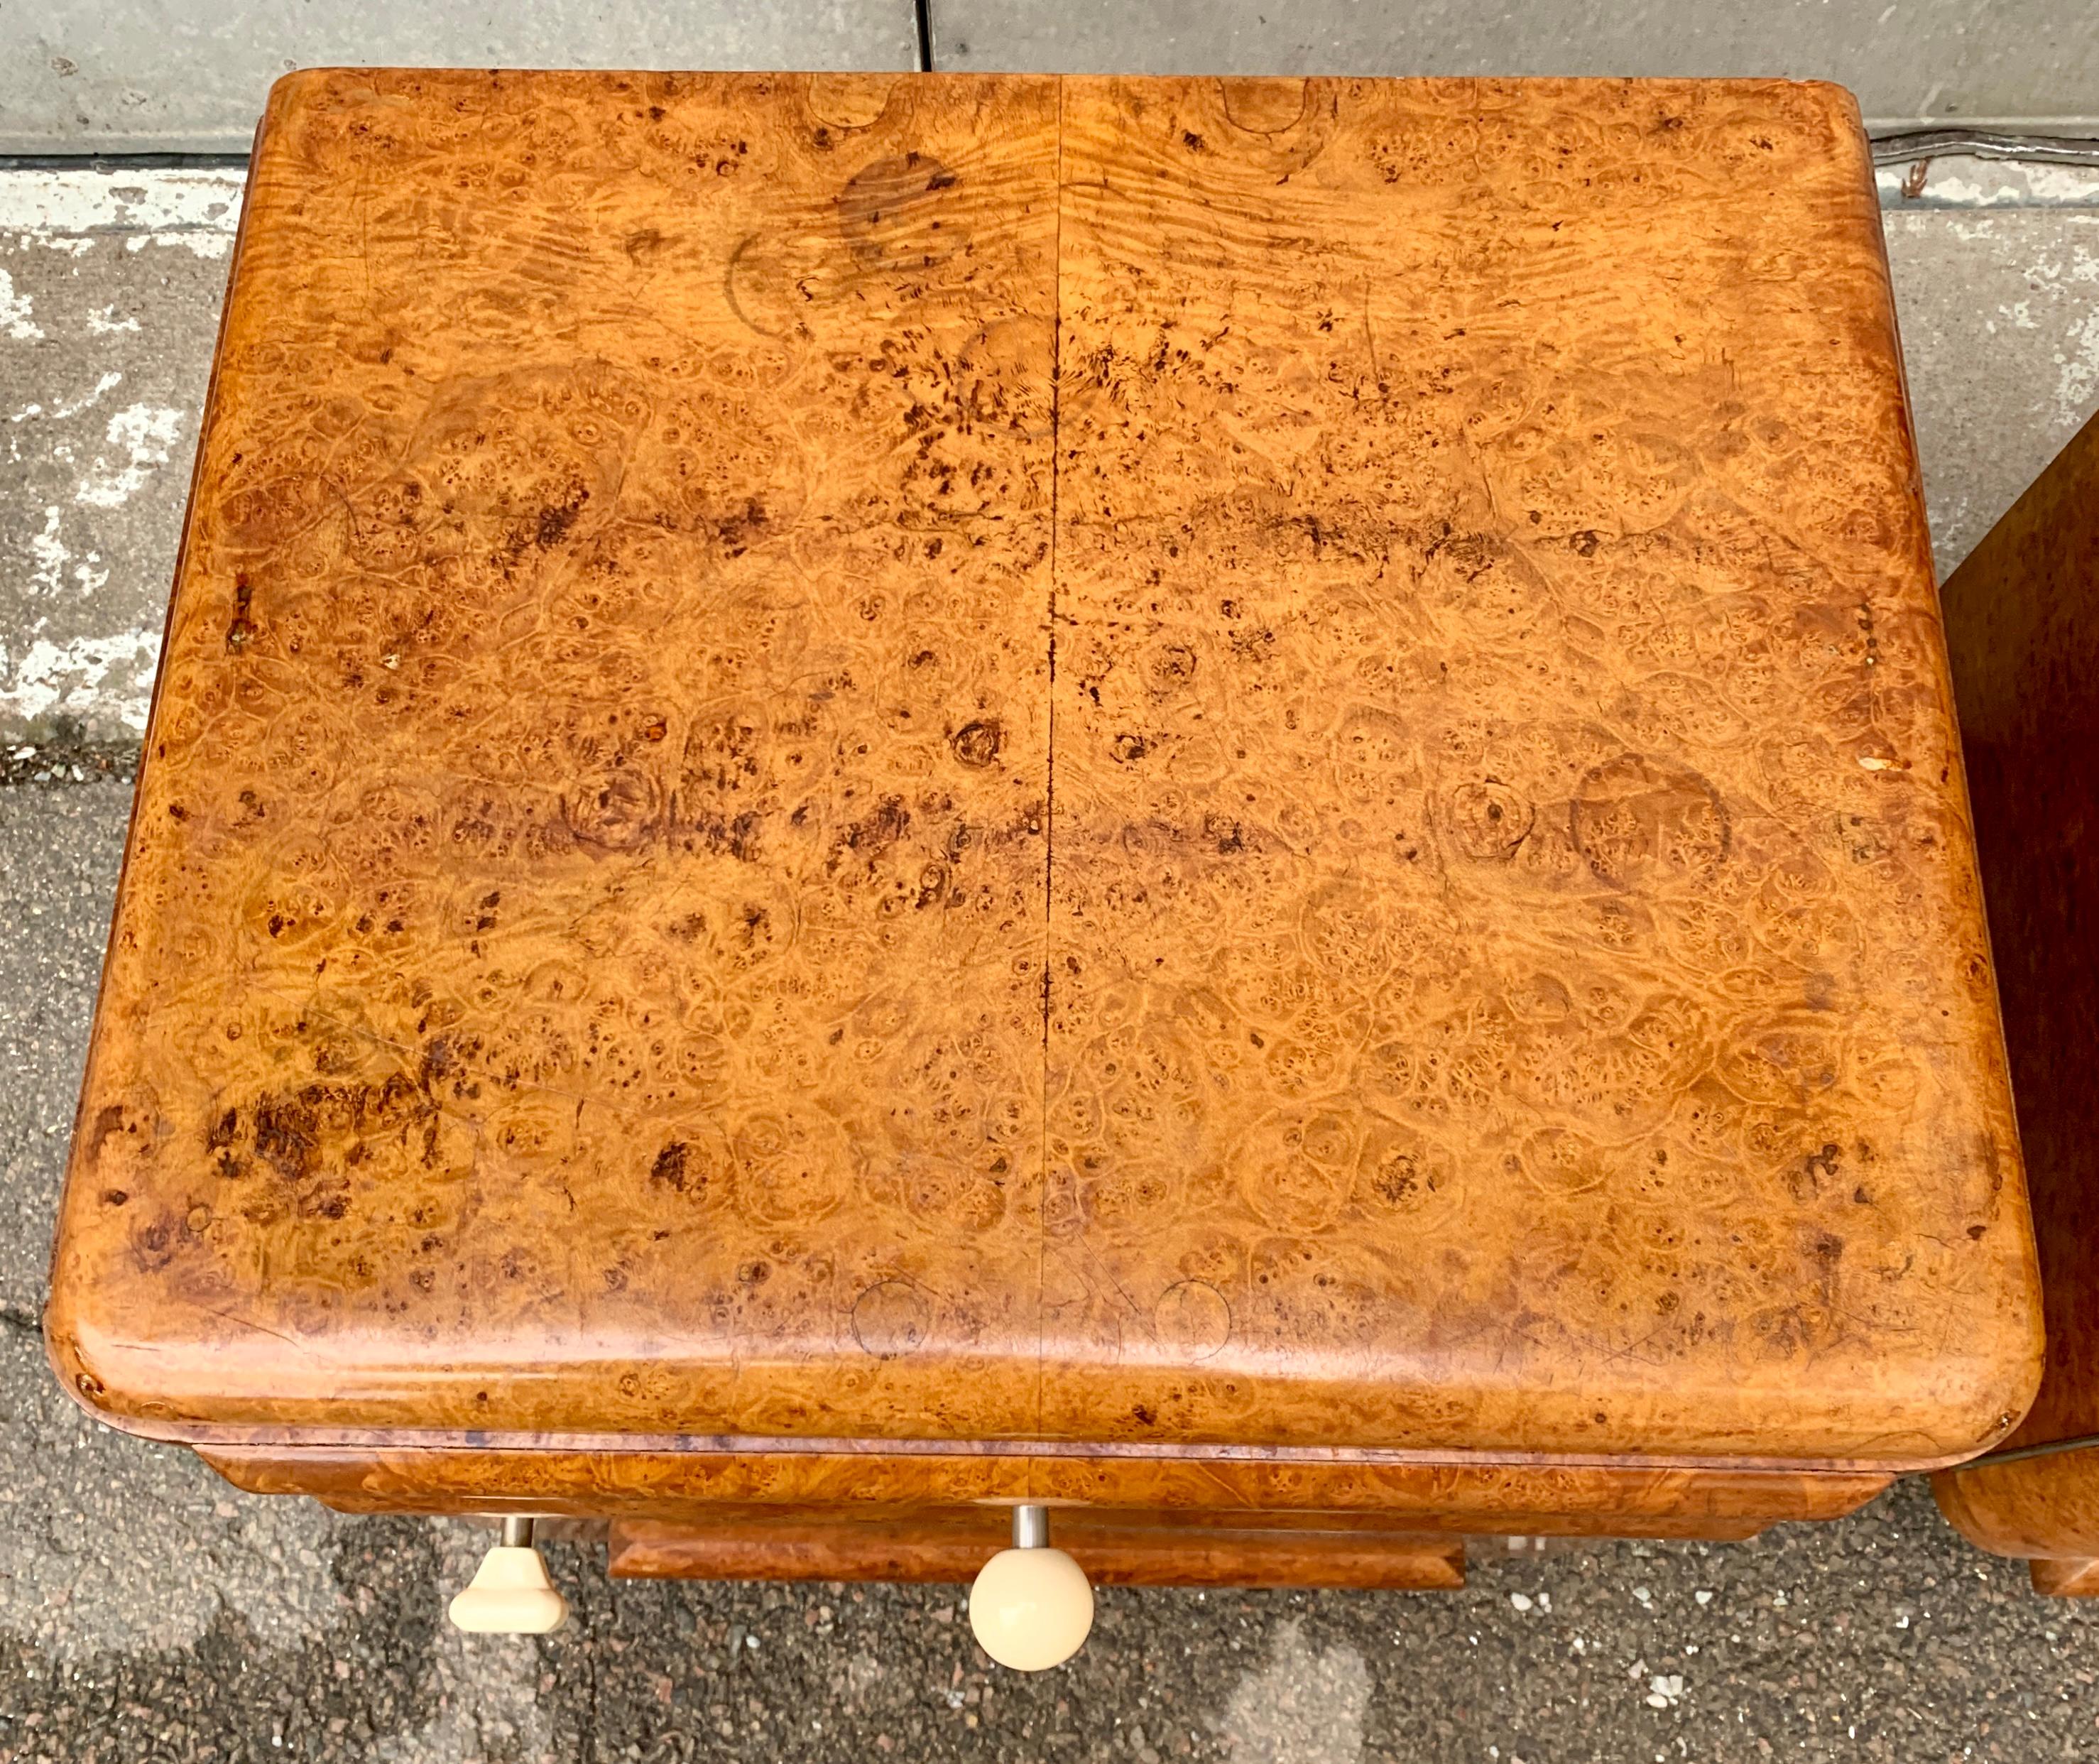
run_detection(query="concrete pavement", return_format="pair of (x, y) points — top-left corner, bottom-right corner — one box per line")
(0, 3), (919, 155)
(927, 0), (2099, 135)
(9, 0), (2099, 151)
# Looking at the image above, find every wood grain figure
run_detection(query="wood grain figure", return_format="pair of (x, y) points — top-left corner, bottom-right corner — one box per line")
(606, 1511), (1470, 1589)
(45, 71), (2039, 1571)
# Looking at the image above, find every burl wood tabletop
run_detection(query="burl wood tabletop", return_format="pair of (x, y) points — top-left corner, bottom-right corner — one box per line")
(48, 70), (2039, 1469)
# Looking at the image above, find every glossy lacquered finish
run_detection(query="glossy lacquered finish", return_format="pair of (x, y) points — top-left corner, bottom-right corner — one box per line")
(1931, 408), (2099, 1591)
(198, 1443), (1893, 1537)
(610, 1510), (1468, 1591)
(49, 72), (2036, 1502)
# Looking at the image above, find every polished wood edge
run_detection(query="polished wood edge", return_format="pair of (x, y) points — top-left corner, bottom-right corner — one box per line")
(605, 1513), (1468, 1590)
(131, 1413), (1954, 1476)
(198, 1442), (1888, 1536)
(2029, 1557), (2099, 1597)
(46, 1358), (2027, 1475)
(300, 1495), (1786, 1542)
(266, 69), (1875, 101)
(40, 101), (276, 1415)
(1931, 1449), (2099, 1562)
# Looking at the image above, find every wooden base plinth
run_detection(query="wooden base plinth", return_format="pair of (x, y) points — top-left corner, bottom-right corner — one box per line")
(200, 1444), (1892, 1542)
(2029, 1557), (2099, 1597)
(607, 1509), (1466, 1591)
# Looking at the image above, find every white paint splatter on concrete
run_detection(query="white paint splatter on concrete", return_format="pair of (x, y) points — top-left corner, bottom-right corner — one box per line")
(0, 172), (233, 740)
(75, 401), (183, 508)
(1219, 1618), (1372, 1763)
(26, 506), (67, 596)
(2002, 233), (2099, 428)
(11, 368), (123, 424)
(0, 629), (159, 729)
(0, 268), (41, 340)
(1883, 210), (2099, 574)
(1879, 158), (2099, 211)
(21, 500), (111, 601)
(0, 168), (244, 256)
(124, 229), (233, 259)
(2058, 307), (2099, 429)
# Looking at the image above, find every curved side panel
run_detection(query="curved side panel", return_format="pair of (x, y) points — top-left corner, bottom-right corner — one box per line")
(1933, 1450), (2099, 1562)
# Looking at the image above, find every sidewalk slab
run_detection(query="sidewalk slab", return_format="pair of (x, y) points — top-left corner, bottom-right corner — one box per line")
(1, 1), (920, 155)
(1888, 209), (2099, 572)
(0, 171), (239, 750)
(927, 1), (2099, 134)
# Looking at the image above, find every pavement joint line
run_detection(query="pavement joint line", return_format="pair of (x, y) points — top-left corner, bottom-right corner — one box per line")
(0, 151), (250, 173)
(0, 127), (2097, 175)
(1869, 128), (2099, 165)
(2, 740), (138, 788)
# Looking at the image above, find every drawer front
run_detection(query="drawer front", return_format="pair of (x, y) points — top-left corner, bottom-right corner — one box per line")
(199, 1443), (1888, 1541)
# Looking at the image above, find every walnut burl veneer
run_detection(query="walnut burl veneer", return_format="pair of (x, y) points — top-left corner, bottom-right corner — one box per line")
(604, 1512), (1468, 1591)
(1932, 409), (2099, 1591)
(198, 1444), (1890, 1538)
(49, 71), (2038, 1547)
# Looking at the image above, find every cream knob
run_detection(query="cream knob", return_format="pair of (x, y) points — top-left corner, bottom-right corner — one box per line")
(448, 1518), (569, 1635)
(969, 1505), (1094, 1671)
